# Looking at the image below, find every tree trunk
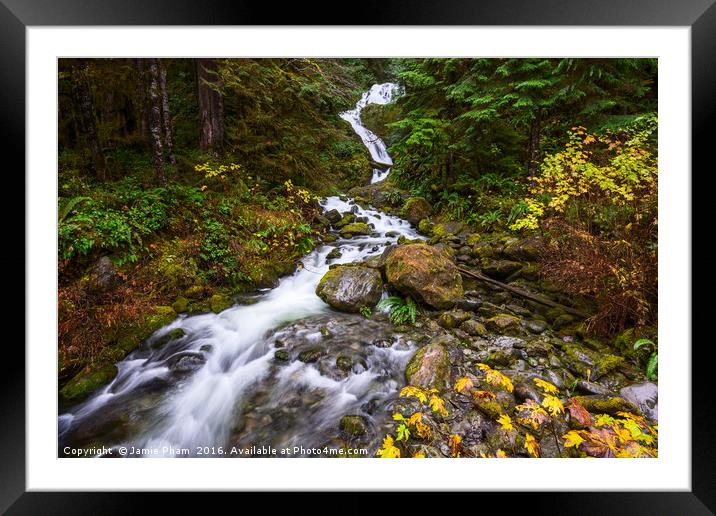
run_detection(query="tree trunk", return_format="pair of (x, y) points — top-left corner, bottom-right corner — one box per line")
(74, 64), (107, 182)
(135, 59), (150, 143)
(196, 58), (224, 152)
(148, 59), (167, 186)
(158, 59), (176, 165)
(527, 111), (542, 180)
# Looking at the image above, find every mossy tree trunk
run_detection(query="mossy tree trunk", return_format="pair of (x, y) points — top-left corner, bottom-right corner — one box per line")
(158, 59), (176, 165)
(148, 58), (167, 186)
(73, 63), (107, 182)
(196, 58), (224, 153)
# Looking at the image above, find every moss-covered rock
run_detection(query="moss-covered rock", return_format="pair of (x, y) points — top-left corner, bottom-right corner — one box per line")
(339, 415), (369, 436)
(405, 340), (450, 390)
(60, 363), (118, 402)
(502, 237), (541, 261)
(569, 395), (640, 416)
(481, 260), (523, 280)
(485, 313), (521, 333)
(465, 233), (482, 246)
(384, 244), (463, 310)
(210, 294), (232, 313)
(335, 212), (356, 228)
(274, 349), (290, 361)
(339, 222), (371, 237)
(460, 319), (488, 337)
(336, 355), (353, 371)
(171, 296), (190, 313)
(418, 218), (433, 235)
(152, 327), (186, 349)
(316, 265), (383, 313)
(437, 310), (471, 329)
(298, 347), (324, 363)
(401, 197), (432, 225)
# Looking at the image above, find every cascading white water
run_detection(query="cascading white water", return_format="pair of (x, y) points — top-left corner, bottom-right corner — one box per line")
(339, 83), (399, 184)
(59, 83), (415, 457)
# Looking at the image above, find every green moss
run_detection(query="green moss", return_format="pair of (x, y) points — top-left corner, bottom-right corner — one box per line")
(570, 395), (640, 416)
(210, 293), (232, 313)
(339, 222), (371, 236)
(418, 218), (433, 234)
(339, 415), (368, 436)
(474, 398), (504, 419)
(172, 296), (190, 313)
(465, 233), (482, 245)
(60, 363), (118, 402)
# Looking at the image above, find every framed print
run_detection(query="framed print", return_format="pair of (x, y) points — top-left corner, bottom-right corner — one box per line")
(3, 0), (712, 513)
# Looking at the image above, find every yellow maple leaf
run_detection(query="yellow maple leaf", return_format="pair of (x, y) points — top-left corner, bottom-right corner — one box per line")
(533, 377), (558, 395)
(477, 363), (514, 392)
(563, 430), (586, 448)
(412, 450), (425, 458)
(376, 434), (401, 458)
(415, 421), (431, 439)
(472, 390), (496, 401)
(497, 414), (515, 433)
(448, 434), (462, 457)
(400, 386), (428, 403)
(429, 394), (448, 416)
(407, 412), (424, 427)
(525, 432), (540, 458)
(455, 376), (474, 393)
(542, 395), (565, 417)
(495, 449), (508, 458)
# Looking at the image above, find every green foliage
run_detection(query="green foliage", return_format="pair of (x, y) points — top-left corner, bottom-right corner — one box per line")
(633, 339), (658, 381)
(359, 306), (372, 318)
(377, 296), (417, 325)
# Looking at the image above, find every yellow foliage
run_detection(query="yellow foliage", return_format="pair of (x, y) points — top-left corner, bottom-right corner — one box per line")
(400, 386), (428, 403)
(541, 395), (565, 417)
(476, 363), (514, 392)
(429, 394), (449, 416)
(563, 430), (586, 448)
(454, 376), (474, 393)
(376, 434), (401, 458)
(448, 434), (462, 457)
(524, 432), (540, 458)
(533, 378), (558, 395)
(515, 399), (550, 430)
(497, 414), (515, 433)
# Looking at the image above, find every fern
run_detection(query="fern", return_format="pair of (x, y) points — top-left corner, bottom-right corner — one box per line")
(58, 196), (91, 222)
(377, 296), (417, 325)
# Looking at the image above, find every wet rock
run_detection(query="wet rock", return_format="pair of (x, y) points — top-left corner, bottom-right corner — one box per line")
(60, 363), (118, 402)
(340, 415), (369, 437)
(316, 265), (383, 313)
(405, 340), (450, 390)
(336, 355), (353, 371)
(485, 313), (521, 333)
(325, 209), (342, 224)
(576, 380), (614, 396)
(482, 260), (523, 280)
(514, 381), (544, 403)
(325, 248), (342, 262)
(371, 338), (393, 348)
(384, 244), (463, 310)
(400, 197), (432, 225)
(522, 318), (547, 334)
(334, 212), (356, 228)
(438, 310), (471, 329)
(457, 297), (482, 312)
(460, 319), (488, 337)
(619, 382), (658, 420)
(502, 237), (540, 261)
(152, 327), (186, 349)
(552, 314), (577, 330)
(493, 336), (524, 349)
(298, 348), (324, 363)
(274, 349), (290, 361)
(569, 395), (640, 416)
(322, 234), (338, 243)
(339, 222), (371, 237)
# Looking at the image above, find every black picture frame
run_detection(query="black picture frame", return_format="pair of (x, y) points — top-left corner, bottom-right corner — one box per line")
(3, 0), (710, 513)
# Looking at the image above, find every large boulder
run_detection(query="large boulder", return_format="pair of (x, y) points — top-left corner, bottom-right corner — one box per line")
(401, 197), (432, 225)
(405, 339), (450, 390)
(316, 265), (383, 313)
(384, 244), (463, 310)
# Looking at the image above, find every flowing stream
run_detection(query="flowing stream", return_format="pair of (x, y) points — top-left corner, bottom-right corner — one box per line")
(59, 83), (413, 457)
